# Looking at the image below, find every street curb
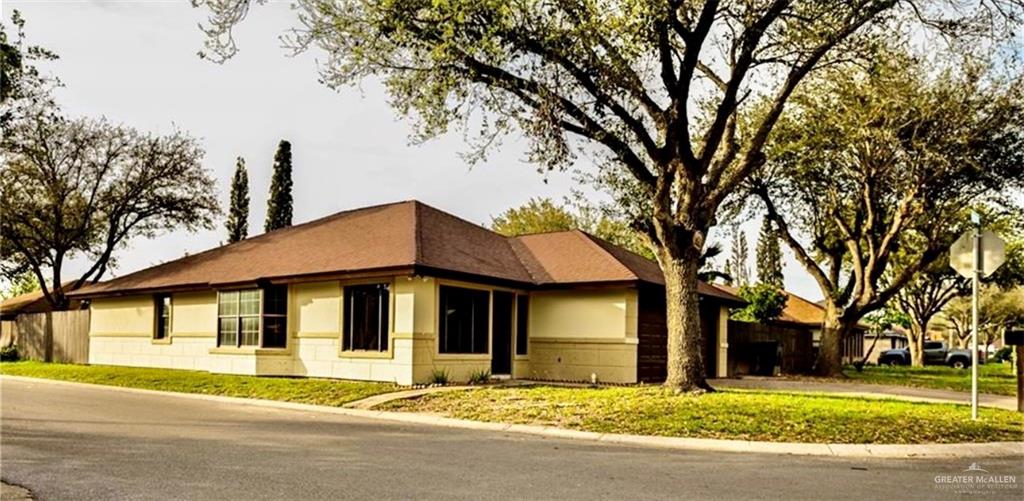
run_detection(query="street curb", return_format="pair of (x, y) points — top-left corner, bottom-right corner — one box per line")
(4, 375), (1022, 459)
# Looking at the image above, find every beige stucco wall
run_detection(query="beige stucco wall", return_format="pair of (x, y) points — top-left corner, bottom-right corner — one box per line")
(90, 294), (241, 373)
(527, 288), (638, 383)
(171, 292), (217, 336)
(90, 296), (154, 336)
(410, 278), (494, 384)
(291, 278), (414, 385)
(293, 282), (340, 335)
(87, 278), (659, 385)
(529, 289), (630, 340)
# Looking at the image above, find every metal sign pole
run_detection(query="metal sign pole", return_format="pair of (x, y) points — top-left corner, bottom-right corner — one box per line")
(971, 221), (980, 420)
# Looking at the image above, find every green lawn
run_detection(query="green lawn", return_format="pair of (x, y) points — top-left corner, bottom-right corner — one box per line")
(381, 385), (1024, 444)
(0, 361), (397, 406)
(843, 363), (1017, 396)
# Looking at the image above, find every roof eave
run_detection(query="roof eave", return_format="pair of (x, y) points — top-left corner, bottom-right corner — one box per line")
(70, 265), (419, 299)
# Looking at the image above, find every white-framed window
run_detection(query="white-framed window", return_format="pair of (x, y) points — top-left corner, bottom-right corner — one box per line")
(217, 286), (287, 348)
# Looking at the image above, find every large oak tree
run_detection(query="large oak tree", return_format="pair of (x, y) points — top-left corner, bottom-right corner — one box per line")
(195, 0), (1022, 390)
(752, 47), (1024, 375)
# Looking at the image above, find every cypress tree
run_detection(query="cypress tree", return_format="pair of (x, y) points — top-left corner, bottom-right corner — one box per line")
(225, 157), (250, 243)
(756, 218), (784, 288)
(727, 224), (750, 287)
(265, 139), (293, 232)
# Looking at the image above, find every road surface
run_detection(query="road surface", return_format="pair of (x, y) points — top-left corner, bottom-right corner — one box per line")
(2, 378), (1021, 500)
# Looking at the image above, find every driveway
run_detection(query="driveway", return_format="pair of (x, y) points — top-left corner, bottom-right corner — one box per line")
(710, 377), (1018, 410)
(2, 378), (1021, 500)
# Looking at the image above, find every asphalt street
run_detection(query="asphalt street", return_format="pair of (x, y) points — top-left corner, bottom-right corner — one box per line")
(2, 378), (1021, 500)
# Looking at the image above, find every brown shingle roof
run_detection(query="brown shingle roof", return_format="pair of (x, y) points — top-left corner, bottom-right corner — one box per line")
(1, 282), (81, 318)
(71, 200), (742, 304)
(716, 285), (869, 329)
(511, 231), (743, 302)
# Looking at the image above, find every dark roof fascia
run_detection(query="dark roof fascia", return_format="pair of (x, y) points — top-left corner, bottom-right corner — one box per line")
(635, 281), (747, 306)
(71, 266), (419, 299)
(413, 265), (535, 290)
(530, 279), (644, 291)
(258, 266), (417, 287)
(701, 294), (747, 307)
(69, 283), (212, 300)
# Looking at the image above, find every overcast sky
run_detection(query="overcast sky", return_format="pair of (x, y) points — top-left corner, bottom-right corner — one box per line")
(5, 0), (822, 300)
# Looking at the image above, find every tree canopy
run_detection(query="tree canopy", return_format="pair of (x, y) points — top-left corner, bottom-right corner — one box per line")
(0, 12), (220, 309)
(752, 44), (1024, 374)
(193, 0), (1024, 389)
(731, 283), (787, 323)
(491, 198), (577, 236)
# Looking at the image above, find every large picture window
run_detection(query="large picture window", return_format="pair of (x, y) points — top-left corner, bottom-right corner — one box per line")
(217, 286), (288, 348)
(343, 283), (390, 352)
(154, 294), (171, 340)
(439, 286), (489, 354)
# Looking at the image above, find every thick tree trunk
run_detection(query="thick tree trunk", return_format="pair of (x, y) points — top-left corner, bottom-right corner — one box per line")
(662, 257), (711, 392)
(907, 321), (927, 367)
(816, 303), (846, 377)
(906, 330), (923, 367)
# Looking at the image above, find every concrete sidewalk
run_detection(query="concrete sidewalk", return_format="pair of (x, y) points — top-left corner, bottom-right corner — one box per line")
(710, 377), (1018, 411)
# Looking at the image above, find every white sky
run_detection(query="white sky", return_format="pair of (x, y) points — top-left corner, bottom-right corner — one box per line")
(4, 0), (822, 301)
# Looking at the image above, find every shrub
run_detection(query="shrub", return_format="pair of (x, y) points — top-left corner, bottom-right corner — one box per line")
(992, 346), (1013, 363)
(468, 369), (491, 384)
(428, 368), (450, 385)
(0, 345), (20, 362)
(731, 283), (787, 323)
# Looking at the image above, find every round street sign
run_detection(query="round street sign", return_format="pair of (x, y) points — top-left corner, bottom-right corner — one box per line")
(949, 230), (1006, 279)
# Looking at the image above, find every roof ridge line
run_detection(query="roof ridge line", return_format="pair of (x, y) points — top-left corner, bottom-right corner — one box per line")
(573, 230), (637, 280)
(505, 236), (544, 284)
(413, 201), (423, 265)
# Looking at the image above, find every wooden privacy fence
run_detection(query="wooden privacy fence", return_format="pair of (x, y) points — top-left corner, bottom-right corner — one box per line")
(0, 310), (90, 363)
(728, 320), (814, 376)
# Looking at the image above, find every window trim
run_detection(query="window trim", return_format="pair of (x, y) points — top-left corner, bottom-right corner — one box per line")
(216, 286), (288, 350)
(437, 284), (491, 356)
(260, 284), (289, 349)
(153, 294), (172, 343)
(335, 278), (396, 359)
(431, 280), (529, 361)
(341, 282), (391, 353)
(514, 293), (529, 357)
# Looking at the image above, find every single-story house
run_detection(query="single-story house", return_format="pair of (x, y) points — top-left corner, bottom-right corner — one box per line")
(717, 286), (866, 374)
(1, 282), (82, 321)
(860, 330), (909, 365)
(70, 200), (743, 385)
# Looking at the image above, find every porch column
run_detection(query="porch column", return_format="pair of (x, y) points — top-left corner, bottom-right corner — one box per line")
(716, 306), (729, 378)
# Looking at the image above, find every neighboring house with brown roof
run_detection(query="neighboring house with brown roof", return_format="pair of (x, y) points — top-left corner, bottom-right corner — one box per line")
(718, 285), (867, 373)
(71, 200), (743, 385)
(1, 283), (83, 321)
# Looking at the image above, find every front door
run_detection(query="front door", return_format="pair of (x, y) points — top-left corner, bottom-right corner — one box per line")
(491, 291), (514, 375)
